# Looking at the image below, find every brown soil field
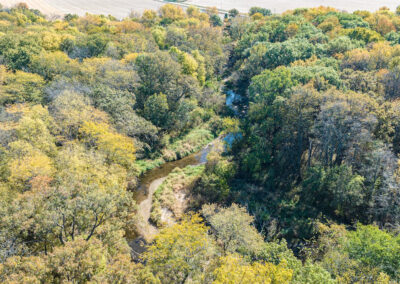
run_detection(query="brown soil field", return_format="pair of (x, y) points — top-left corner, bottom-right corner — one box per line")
(2, 0), (400, 19)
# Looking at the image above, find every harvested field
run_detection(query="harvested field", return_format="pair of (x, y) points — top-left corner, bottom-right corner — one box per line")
(2, 0), (400, 19)
(1, 0), (163, 18)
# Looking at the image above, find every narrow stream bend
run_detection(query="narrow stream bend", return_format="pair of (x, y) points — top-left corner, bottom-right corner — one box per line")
(129, 90), (239, 256)
(129, 141), (216, 255)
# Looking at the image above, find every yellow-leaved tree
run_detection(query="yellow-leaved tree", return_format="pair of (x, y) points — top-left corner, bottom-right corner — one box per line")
(79, 121), (135, 168)
(213, 254), (293, 284)
(143, 215), (218, 283)
(0, 237), (155, 283)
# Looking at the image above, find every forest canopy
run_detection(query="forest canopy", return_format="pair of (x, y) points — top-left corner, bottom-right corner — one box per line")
(1, 2), (400, 283)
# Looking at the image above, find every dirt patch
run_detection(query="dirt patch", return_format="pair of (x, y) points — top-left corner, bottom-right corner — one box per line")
(135, 177), (166, 242)
(150, 165), (204, 225)
(160, 207), (175, 226)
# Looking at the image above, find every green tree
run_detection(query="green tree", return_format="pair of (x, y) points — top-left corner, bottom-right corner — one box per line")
(195, 151), (236, 203)
(249, 67), (295, 104)
(30, 51), (78, 81)
(0, 34), (42, 70)
(300, 165), (367, 222)
(143, 93), (169, 128)
(210, 14), (223, 27)
(135, 51), (181, 109)
(202, 204), (264, 256)
(347, 224), (400, 280)
(249, 7), (272, 16)
(0, 68), (45, 105)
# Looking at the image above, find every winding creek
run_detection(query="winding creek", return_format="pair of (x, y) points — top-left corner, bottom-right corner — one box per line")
(129, 141), (216, 255)
(129, 91), (240, 256)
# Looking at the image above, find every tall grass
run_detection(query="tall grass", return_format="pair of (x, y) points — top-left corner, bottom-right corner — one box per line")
(134, 127), (214, 175)
(150, 165), (205, 226)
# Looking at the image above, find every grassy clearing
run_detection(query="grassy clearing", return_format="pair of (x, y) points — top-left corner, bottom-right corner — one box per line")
(162, 128), (214, 161)
(134, 158), (165, 176)
(150, 164), (205, 226)
(134, 127), (214, 175)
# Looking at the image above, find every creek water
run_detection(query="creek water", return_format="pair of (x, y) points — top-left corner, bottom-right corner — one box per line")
(129, 141), (215, 256)
(129, 90), (238, 255)
(133, 89), (240, 213)
(133, 144), (212, 205)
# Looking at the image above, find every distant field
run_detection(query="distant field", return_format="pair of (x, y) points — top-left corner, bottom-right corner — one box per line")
(1, 0), (163, 17)
(2, 0), (400, 18)
(189, 0), (400, 14)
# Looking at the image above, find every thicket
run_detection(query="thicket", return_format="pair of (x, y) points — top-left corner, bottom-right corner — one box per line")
(1, 3), (400, 283)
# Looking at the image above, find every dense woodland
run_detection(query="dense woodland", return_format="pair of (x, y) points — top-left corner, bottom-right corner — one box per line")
(1, 2), (400, 283)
